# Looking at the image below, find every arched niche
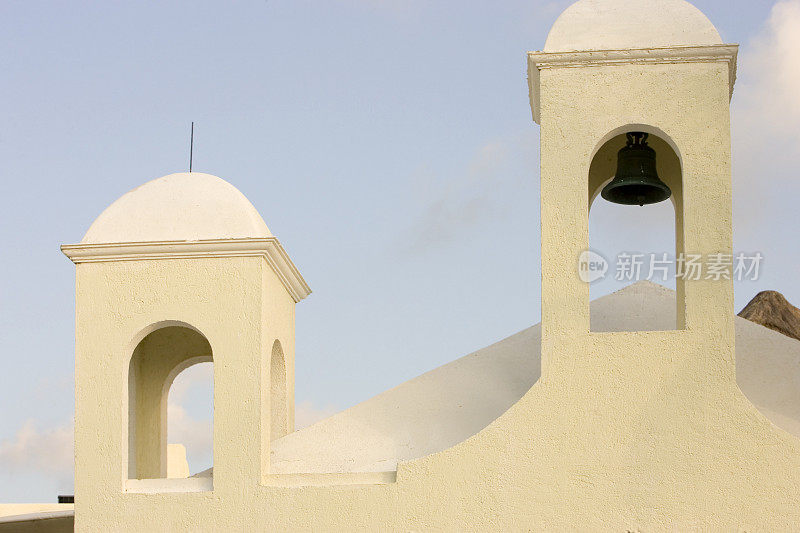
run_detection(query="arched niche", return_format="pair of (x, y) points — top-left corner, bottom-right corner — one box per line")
(271, 340), (288, 441)
(587, 127), (686, 331)
(127, 324), (213, 480)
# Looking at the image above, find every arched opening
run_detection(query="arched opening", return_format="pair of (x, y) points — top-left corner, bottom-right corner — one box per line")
(127, 325), (213, 482)
(587, 128), (685, 332)
(167, 361), (213, 477)
(270, 340), (288, 440)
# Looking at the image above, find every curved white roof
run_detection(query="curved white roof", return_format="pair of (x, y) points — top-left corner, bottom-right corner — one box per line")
(238, 282), (799, 475)
(82, 172), (271, 244)
(544, 0), (723, 52)
(191, 282), (800, 477)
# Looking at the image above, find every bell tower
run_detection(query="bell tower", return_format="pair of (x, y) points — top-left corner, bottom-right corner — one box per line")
(528, 0), (738, 379)
(62, 172), (310, 524)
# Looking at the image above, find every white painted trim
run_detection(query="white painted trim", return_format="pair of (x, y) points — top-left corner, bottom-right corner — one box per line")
(61, 238), (312, 302)
(527, 44), (739, 124)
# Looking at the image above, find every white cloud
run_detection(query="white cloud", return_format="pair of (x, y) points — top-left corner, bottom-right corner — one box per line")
(732, 0), (800, 232)
(167, 363), (214, 473)
(168, 361), (213, 405)
(0, 384), (337, 490)
(401, 134), (533, 253)
(0, 420), (73, 487)
(167, 402), (213, 473)
(736, 1), (800, 131)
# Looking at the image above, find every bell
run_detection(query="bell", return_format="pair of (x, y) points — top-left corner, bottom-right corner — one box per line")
(601, 132), (671, 206)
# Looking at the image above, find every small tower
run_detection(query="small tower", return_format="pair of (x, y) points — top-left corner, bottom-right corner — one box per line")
(62, 173), (309, 515)
(528, 0), (738, 378)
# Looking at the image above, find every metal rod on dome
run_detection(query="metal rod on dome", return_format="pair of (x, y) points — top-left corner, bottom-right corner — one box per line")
(189, 122), (194, 173)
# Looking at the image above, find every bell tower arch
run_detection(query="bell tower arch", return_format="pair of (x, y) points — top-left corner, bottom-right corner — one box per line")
(527, 0), (738, 380)
(588, 128), (685, 331)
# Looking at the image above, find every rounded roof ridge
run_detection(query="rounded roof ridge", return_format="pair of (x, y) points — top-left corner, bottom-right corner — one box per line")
(544, 0), (723, 52)
(81, 172), (271, 244)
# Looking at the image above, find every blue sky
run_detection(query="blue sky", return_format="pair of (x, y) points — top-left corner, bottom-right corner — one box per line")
(1, 0), (798, 502)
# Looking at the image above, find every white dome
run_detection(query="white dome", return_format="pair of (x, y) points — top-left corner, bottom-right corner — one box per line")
(82, 172), (271, 244)
(544, 0), (723, 52)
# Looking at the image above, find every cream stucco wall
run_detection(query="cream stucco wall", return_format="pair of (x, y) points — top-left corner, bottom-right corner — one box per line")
(67, 64), (800, 533)
(70, 263), (800, 531)
(60, 2), (800, 529)
(69, 254), (298, 527)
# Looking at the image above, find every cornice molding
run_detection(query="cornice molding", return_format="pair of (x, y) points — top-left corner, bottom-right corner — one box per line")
(527, 44), (739, 124)
(61, 238), (312, 303)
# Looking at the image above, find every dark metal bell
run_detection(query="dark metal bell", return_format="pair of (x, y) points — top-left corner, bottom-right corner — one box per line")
(601, 132), (671, 206)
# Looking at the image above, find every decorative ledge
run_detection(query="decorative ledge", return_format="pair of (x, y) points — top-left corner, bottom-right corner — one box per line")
(61, 238), (312, 303)
(124, 477), (213, 494)
(527, 44), (739, 124)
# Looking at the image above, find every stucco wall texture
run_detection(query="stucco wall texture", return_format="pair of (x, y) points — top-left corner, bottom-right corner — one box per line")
(55, 0), (800, 530)
(71, 260), (800, 531)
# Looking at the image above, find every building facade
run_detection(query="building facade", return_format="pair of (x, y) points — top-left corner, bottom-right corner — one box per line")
(51, 0), (800, 530)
